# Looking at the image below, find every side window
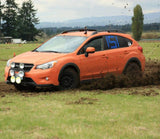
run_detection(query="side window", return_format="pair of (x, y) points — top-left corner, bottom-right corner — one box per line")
(105, 36), (119, 49)
(104, 35), (132, 50)
(78, 37), (103, 54)
(118, 36), (132, 48)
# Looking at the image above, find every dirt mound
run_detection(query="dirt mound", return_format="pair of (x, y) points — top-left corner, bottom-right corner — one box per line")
(80, 60), (160, 90)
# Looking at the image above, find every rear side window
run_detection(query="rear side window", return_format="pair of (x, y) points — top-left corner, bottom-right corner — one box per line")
(104, 35), (132, 50)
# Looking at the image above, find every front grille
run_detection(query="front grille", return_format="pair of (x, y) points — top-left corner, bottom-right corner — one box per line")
(13, 63), (34, 72)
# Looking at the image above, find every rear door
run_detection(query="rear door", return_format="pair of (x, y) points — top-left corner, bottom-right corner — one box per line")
(103, 35), (133, 74)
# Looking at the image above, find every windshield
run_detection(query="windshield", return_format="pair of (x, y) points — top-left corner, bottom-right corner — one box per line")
(35, 36), (87, 53)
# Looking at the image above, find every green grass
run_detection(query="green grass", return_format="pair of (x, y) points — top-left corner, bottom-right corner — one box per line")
(0, 42), (160, 138)
(0, 43), (39, 82)
(142, 31), (160, 39)
(139, 42), (160, 60)
(0, 88), (160, 139)
(0, 43), (40, 61)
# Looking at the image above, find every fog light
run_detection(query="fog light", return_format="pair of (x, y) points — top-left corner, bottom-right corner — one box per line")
(18, 71), (24, 78)
(11, 62), (15, 68)
(16, 77), (21, 84)
(10, 70), (15, 76)
(19, 63), (24, 69)
(10, 76), (16, 83)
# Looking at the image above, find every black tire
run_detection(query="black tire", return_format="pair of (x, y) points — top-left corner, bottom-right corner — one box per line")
(14, 84), (36, 91)
(124, 62), (142, 78)
(59, 68), (80, 90)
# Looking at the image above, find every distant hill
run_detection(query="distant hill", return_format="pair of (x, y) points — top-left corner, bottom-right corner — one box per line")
(36, 12), (160, 28)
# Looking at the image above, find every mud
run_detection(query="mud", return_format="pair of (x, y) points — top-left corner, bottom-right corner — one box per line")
(0, 82), (56, 97)
(0, 82), (15, 92)
(66, 97), (98, 105)
(80, 59), (160, 90)
(0, 60), (160, 96)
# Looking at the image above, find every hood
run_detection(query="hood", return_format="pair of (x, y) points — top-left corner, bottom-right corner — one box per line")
(11, 51), (67, 65)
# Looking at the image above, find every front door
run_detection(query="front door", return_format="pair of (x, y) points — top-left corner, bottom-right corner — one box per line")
(78, 36), (107, 80)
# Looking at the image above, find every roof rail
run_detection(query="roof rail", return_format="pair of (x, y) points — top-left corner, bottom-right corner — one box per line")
(106, 29), (125, 33)
(62, 29), (97, 34)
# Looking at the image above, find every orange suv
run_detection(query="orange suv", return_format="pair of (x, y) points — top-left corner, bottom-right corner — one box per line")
(5, 29), (145, 90)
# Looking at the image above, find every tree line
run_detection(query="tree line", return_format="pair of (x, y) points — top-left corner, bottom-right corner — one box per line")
(0, 0), (40, 41)
(41, 23), (160, 36)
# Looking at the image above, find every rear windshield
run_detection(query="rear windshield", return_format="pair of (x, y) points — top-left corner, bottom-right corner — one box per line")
(35, 36), (87, 53)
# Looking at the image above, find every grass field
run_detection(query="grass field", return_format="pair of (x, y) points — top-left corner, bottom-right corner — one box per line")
(0, 42), (160, 138)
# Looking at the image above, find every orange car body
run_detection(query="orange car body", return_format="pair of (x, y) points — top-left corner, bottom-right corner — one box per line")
(5, 30), (145, 87)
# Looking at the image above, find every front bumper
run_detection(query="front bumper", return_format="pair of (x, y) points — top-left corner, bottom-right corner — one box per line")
(5, 66), (60, 86)
(6, 77), (54, 87)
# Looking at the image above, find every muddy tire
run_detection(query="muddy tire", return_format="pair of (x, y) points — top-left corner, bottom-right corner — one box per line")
(14, 84), (36, 91)
(124, 62), (142, 78)
(59, 68), (80, 90)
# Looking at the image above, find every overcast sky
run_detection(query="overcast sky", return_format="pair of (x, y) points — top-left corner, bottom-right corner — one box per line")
(14, 0), (160, 22)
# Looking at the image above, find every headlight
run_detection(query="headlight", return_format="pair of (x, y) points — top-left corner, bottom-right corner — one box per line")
(6, 59), (11, 67)
(36, 61), (57, 70)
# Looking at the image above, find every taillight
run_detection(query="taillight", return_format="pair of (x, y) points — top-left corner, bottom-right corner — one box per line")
(138, 46), (143, 53)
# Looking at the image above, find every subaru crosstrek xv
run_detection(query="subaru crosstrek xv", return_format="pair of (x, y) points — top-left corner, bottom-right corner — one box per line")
(5, 29), (145, 90)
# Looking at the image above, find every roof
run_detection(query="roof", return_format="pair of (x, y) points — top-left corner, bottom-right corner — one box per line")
(60, 31), (96, 37)
(59, 29), (130, 38)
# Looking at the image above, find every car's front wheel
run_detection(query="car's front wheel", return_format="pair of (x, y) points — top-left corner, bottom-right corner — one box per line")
(59, 68), (80, 90)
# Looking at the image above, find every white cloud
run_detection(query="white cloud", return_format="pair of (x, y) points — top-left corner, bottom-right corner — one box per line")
(5, 0), (160, 22)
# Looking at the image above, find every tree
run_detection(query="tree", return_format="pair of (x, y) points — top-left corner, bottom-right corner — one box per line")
(2, 0), (19, 37)
(0, 1), (4, 36)
(132, 4), (144, 41)
(18, 0), (40, 41)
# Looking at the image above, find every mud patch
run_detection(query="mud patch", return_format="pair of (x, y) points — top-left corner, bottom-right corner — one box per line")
(0, 82), (15, 93)
(0, 82), (56, 97)
(66, 97), (98, 105)
(130, 89), (159, 96)
(80, 60), (160, 91)
(0, 107), (10, 111)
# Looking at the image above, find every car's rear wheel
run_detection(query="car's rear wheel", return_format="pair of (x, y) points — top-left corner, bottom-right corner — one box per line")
(124, 62), (142, 78)
(59, 68), (80, 90)
(14, 84), (36, 91)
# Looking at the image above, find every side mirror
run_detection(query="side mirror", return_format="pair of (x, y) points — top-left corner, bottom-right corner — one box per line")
(85, 47), (95, 57)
